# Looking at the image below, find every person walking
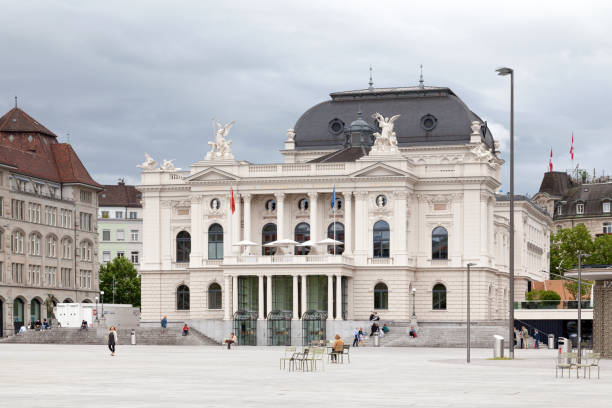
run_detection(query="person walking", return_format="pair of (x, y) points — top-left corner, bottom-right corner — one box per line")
(521, 326), (529, 349)
(533, 329), (540, 349)
(107, 326), (118, 356)
(161, 315), (167, 334)
(352, 327), (359, 347)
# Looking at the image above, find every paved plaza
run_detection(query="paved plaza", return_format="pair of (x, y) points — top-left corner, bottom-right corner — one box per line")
(0, 344), (610, 407)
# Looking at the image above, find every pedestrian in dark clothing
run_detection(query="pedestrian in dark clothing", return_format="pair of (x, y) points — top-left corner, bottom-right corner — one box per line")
(161, 315), (167, 334)
(370, 322), (379, 336)
(107, 326), (117, 356)
(352, 327), (359, 347)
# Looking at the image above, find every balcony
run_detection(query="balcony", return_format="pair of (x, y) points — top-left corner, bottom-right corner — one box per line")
(227, 254), (353, 265)
(367, 257), (394, 265)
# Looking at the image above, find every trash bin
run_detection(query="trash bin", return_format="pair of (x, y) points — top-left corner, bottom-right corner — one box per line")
(131, 329), (136, 345)
(558, 337), (569, 363)
(493, 335), (504, 358)
(373, 333), (380, 347)
(548, 334), (555, 349)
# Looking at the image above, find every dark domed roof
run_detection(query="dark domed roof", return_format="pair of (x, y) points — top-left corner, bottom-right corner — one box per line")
(293, 86), (494, 151)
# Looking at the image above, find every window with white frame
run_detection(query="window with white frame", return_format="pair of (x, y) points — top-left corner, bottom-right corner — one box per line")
(131, 251), (139, 264)
(102, 251), (111, 263)
(29, 203), (41, 223)
(45, 206), (57, 226)
(47, 236), (57, 258)
(79, 269), (92, 289)
(29, 234), (41, 256)
(116, 229), (125, 241)
(61, 239), (72, 259)
(131, 230), (139, 241)
(11, 199), (25, 220)
(576, 203), (584, 215)
(80, 190), (92, 203)
(101, 211), (110, 219)
(129, 211), (138, 219)
(11, 231), (24, 254)
(117, 251), (125, 258)
(12, 263), (24, 283)
(604, 202), (611, 213)
(79, 212), (92, 231)
(28, 265), (41, 286)
(604, 222), (612, 234)
(60, 209), (72, 228)
(80, 242), (92, 261)
(60, 268), (71, 288)
(45, 266), (57, 287)
(102, 230), (111, 241)
(115, 211), (124, 219)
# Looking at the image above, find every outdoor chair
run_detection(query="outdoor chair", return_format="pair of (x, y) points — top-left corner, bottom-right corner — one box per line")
(307, 348), (325, 371)
(280, 346), (296, 370)
(289, 348), (309, 372)
(341, 344), (351, 364)
(555, 352), (577, 378)
(578, 352), (601, 379)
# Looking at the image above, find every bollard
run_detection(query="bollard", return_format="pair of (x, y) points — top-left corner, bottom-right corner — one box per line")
(373, 333), (380, 347)
(131, 329), (136, 345)
(548, 334), (555, 349)
(493, 335), (504, 358)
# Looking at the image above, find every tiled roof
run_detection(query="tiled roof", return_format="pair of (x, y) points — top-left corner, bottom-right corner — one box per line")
(99, 183), (142, 207)
(538, 172), (612, 218)
(0, 106), (100, 189)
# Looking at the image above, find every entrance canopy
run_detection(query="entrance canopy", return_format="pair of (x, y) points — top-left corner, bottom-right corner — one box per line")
(566, 265), (612, 280)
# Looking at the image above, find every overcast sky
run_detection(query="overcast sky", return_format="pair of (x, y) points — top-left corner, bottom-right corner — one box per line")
(1, 0), (611, 194)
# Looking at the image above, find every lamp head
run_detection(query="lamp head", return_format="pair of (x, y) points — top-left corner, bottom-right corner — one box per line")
(467, 263), (477, 267)
(412, 288), (416, 293)
(100, 291), (105, 295)
(496, 67), (513, 76)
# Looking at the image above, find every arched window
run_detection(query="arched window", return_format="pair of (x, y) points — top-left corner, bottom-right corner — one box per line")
(208, 224), (223, 260)
(177, 285), (190, 310)
(294, 222), (310, 255)
(13, 298), (24, 327)
(176, 231), (191, 262)
(262, 223), (277, 255)
(79, 240), (91, 261)
(208, 283), (222, 309)
(432, 226), (448, 260)
(374, 282), (388, 309)
(47, 235), (57, 258)
(327, 222), (345, 255)
(30, 298), (41, 322)
(373, 220), (390, 258)
(432, 284), (447, 310)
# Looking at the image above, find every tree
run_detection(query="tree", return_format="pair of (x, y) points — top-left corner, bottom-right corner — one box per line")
(99, 257), (141, 307)
(590, 233), (612, 265)
(549, 224), (593, 278)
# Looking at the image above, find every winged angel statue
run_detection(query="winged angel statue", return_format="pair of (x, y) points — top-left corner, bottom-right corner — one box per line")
(371, 113), (400, 154)
(206, 120), (235, 160)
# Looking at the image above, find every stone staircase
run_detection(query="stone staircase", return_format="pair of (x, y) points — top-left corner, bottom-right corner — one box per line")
(0, 326), (219, 346)
(364, 321), (506, 348)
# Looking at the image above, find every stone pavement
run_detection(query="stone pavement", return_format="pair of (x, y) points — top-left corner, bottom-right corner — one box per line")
(0, 344), (610, 408)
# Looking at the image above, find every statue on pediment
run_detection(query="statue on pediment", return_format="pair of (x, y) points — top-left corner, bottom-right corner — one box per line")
(160, 159), (176, 171)
(206, 120), (235, 160)
(371, 113), (400, 154)
(137, 153), (157, 170)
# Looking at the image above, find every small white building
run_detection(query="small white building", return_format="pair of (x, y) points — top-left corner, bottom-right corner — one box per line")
(138, 84), (552, 346)
(55, 303), (94, 328)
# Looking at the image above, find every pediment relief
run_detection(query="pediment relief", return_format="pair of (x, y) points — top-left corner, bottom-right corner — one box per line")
(350, 163), (408, 178)
(185, 168), (239, 182)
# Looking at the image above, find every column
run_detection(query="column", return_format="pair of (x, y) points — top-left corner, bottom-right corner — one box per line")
(266, 275), (273, 315)
(292, 275), (299, 320)
(335, 275), (342, 320)
(258, 274), (264, 319)
(224, 275), (232, 320)
(301, 275), (307, 315)
(308, 192), (318, 253)
(393, 191), (408, 263)
(232, 193), (242, 256)
(343, 192), (353, 256)
(223, 194), (233, 259)
(190, 196), (203, 267)
(354, 192), (368, 262)
(275, 193), (285, 240)
(327, 274), (334, 318)
(243, 194), (252, 243)
(160, 201), (173, 270)
(232, 275), (238, 314)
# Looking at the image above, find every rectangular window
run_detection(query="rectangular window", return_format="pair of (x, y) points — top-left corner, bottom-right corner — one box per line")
(131, 230), (139, 241)
(60, 268), (72, 288)
(101, 211), (110, 219)
(115, 211), (124, 219)
(45, 206), (57, 226)
(11, 263), (24, 284)
(45, 267), (57, 287)
(102, 251), (111, 262)
(116, 230), (125, 241)
(29, 203), (41, 223)
(576, 203), (584, 215)
(79, 269), (92, 289)
(604, 202), (611, 213)
(11, 199), (25, 220)
(604, 222), (612, 234)
(80, 190), (92, 203)
(61, 209), (73, 228)
(117, 251), (125, 258)
(131, 251), (139, 264)
(79, 212), (92, 231)
(129, 211), (138, 219)
(102, 230), (111, 241)
(0, 261), (3, 282)
(0, 196), (3, 216)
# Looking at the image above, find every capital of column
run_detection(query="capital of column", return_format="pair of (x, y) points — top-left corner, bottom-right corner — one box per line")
(341, 191), (353, 198)
(274, 192), (285, 201)
(307, 191), (318, 200)
(242, 193), (252, 202)
(355, 191), (369, 199)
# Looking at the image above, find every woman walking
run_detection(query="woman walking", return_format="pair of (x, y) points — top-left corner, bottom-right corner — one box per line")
(107, 326), (118, 356)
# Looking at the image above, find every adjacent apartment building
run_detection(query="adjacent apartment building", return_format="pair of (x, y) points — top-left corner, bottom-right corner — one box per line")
(533, 171), (612, 236)
(98, 181), (142, 269)
(0, 105), (101, 337)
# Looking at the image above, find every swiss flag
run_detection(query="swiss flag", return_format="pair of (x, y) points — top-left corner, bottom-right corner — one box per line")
(570, 133), (574, 160)
(549, 149), (553, 172)
(230, 187), (236, 214)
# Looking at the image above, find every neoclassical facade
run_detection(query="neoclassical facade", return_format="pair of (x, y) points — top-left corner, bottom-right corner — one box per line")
(139, 85), (551, 345)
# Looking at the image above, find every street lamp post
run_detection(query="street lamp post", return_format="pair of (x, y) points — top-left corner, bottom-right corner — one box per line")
(496, 66), (515, 359)
(467, 263), (476, 363)
(577, 253), (589, 364)
(412, 288), (416, 317)
(95, 296), (99, 322)
(100, 290), (105, 321)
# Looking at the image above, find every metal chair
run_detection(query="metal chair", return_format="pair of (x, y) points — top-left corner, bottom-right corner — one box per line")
(280, 346), (297, 370)
(555, 352), (576, 378)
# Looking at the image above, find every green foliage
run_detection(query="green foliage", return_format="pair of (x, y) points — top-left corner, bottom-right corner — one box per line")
(525, 290), (561, 308)
(538, 290), (561, 301)
(590, 234), (612, 265)
(550, 224), (594, 278)
(564, 281), (591, 300)
(525, 290), (539, 301)
(99, 257), (141, 307)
